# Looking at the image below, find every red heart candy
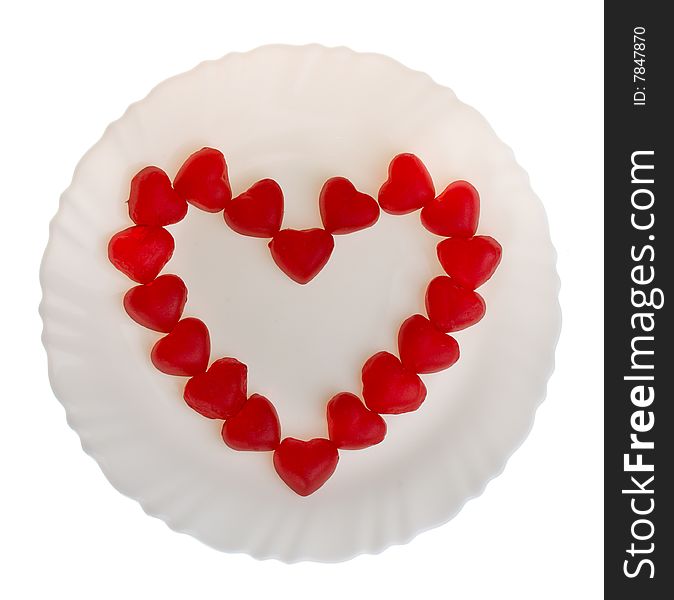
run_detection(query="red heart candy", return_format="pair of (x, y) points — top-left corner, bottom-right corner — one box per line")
(150, 317), (210, 376)
(319, 177), (379, 234)
(224, 178), (284, 238)
(108, 225), (174, 284)
(123, 274), (187, 333)
(378, 153), (435, 215)
(221, 394), (281, 451)
(437, 235), (502, 290)
(268, 228), (335, 284)
(174, 147), (231, 213)
(273, 438), (339, 496)
(425, 276), (486, 332)
(326, 392), (387, 449)
(128, 166), (187, 226)
(420, 180), (480, 237)
(183, 357), (247, 419)
(398, 314), (460, 374)
(361, 351), (427, 414)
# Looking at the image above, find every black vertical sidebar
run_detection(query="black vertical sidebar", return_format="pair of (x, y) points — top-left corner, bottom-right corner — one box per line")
(605, 3), (672, 597)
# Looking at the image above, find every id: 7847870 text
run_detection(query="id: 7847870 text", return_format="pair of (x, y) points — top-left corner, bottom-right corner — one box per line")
(633, 26), (646, 106)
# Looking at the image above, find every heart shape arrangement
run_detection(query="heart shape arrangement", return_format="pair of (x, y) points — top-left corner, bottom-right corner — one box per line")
(108, 148), (502, 496)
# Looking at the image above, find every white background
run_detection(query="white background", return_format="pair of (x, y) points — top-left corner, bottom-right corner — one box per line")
(0, 1), (603, 598)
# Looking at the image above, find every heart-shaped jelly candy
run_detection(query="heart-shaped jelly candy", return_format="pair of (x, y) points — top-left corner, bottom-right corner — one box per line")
(268, 228), (335, 284)
(128, 166), (187, 226)
(150, 317), (210, 377)
(221, 394), (281, 451)
(398, 314), (459, 374)
(378, 153), (435, 215)
(425, 276), (486, 332)
(108, 225), (174, 284)
(224, 178), (284, 238)
(420, 180), (480, 237)
(361, 351), (427, 414)
(183, 357), (247, 419)
(174, 147), (231, 212)
(327, 392), (387, 449)
(123, 274), (187, 333)
(319, 177), (379, 234)
(273, 438), (339, 496)
(437, 235), (502, 289)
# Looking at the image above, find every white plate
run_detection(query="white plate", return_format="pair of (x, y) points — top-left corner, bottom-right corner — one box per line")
(40, 44), (560, 562)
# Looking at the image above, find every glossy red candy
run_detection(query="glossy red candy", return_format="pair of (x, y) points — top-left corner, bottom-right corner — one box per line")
(378, 153), (435, 215)
(420, 180), (480, 237)
(273, 438), (339, 496)
(174, 147), (231, 212)
(108, 225), (174, 284)
(183, 357), (247, 419)
(221, 394), (281, 451)
(326, 392), (386, 449)
(123, 274), (187, 333)
(436, 235), (502, 289)
(128, 166), (187, 226)
(425, 276), (486, 332)
(268, 228), (335, 284)
(150, 318), (210, 377)
(319, 177), (379, 234)
(224, 178), (284, 238)
(398, 314), (460, 374)
(361, 351), (427, 414)
(110, 149), (503, 494)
